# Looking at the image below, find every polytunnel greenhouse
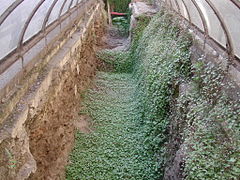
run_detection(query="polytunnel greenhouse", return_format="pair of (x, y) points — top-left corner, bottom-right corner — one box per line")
(0, 0), (239, 179)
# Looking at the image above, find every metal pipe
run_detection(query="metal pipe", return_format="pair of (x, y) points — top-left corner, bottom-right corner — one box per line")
(0, 0), (89, 74)
(41, 0), (59, 33)
(204, 0), (234, 56)
(17, 0), (46, 51)
(58, 0), (69, 18)
(0, 0), (24, 26)
(67, 0), (75, 21)
(229, 0), (240, 8)
(181, 0), (192, 23)
(68, 0), (75, 10)
(190, 0), (208, 36)
(58, 0), (70, 30)
(173, 0), (181, 14)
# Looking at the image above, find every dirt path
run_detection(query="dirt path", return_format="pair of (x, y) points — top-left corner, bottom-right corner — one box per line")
(66, 32), (161, 179)
(102, 26), (130, 51)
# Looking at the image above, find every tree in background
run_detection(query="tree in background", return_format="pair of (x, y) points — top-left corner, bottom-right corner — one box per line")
(108, 0), (131, 12)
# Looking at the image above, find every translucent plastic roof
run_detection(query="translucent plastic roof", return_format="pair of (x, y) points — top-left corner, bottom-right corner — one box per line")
(0, 0), (240, 62)
(167, 0), (240, 60)
(0, 0), (83, 61)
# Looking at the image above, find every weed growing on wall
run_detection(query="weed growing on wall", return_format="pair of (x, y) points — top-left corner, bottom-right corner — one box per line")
(131, 12), (192, 177)
(175, 61), (240, 180)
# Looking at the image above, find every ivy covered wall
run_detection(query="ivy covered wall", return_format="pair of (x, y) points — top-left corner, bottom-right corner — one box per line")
(99, 10), (240, 179)
(68, 8), (240, 179)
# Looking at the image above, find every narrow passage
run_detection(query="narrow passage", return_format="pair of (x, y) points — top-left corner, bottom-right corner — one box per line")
(66, 72), (160, 179)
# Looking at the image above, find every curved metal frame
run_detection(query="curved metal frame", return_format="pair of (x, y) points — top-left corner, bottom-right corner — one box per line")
(0, 0), (85, 74)
(58, 0), (72, 30)
(167, 0), (182, 17)
(0, 0), (239, 64)
(0, 0), (86, 75)
(190, 0), (208, 35)
(165, 0), (234, 58)
(17, 0), (46, 51)
(230, 0), (240, 8)
(67, 0), (76, 21)
(68, 0), (75, 10)
(58, 0), (69, 19)
(0, 0), (24, 26)
(173, 0), (181, 14)
(41, 0), (59, 33)
(180, 0), (192, 23)
(42, 0), (81, 34)
(204, 0), (234, 55)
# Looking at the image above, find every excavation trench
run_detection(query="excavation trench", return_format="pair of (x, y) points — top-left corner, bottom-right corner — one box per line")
(22, 7), (240, 180)
(26, 20), (107, 180)
(27, 12), (173, 179)
(26, 23), (132, 180)
(1, 2), (239, 180)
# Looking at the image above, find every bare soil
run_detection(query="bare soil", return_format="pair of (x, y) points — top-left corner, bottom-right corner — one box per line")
(101, 26), (130, 50)
(27, 19), (105, 180)
(74, 114), (93, 134)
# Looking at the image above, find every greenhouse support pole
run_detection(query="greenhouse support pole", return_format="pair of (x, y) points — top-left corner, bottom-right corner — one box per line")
(107, 0), (112, 25)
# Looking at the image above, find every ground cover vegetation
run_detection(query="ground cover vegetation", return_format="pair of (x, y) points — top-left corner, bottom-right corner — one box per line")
(178, 61), (240, 180)
(112, 16), (131, 36)
(66, 10), (240, 180)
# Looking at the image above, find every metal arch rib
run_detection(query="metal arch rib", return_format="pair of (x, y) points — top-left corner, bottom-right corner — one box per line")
(190, 0), (208, 35)
(204, 0), (234, 56)
(169, 0), (174, 10)
(58, 0), (69, 18)
(41, 0), (59, 33)
(230, 0), (240, 9)
(173, 0), (181, 14)
(180, 0), (191, 23)
(165, 0), (172, 10)
(76, 0), (80, 6)
(68, 0), (75, 11)
(17, 0), (46, 50)
(0, 0), (24, 27)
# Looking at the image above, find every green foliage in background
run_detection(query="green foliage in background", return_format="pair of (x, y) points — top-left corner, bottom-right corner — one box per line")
(97, 15), (151, 73)
(112, 16), (130, 36)
(108, 0), (131, 12)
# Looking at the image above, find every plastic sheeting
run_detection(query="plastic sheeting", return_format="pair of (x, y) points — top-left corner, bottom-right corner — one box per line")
(0, 0), (84, 61)
(24, 0), (53, 43)
(47, 0), (66, 26)
(0, 0), (240, 61)
(0, 0), (39, 60)
(0, 0), (16, 15)
(211, 0), (240, 59)
(165, 0), (240, 59)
